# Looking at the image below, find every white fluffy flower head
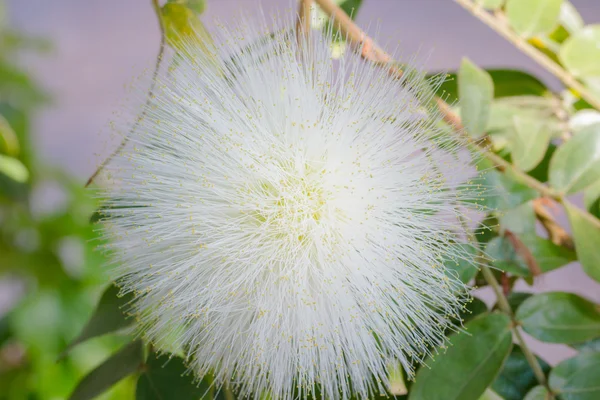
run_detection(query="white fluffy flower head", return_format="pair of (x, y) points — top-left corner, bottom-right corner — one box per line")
(101, 14), (477, 400)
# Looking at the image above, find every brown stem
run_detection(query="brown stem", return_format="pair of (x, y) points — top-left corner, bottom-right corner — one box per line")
(533, 198), (575, 250)
(85, 0), (166, 187)
(296, 0), (312, 41)
(453, 0), (600, 111)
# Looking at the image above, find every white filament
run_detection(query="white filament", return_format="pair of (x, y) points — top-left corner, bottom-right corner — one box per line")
(100, 14), (479, 400)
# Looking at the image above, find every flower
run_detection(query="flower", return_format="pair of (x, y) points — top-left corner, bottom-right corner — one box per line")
(100, 15), (477, 400)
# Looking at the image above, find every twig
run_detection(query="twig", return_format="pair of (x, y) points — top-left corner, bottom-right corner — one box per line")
(533, 198), (575, 249)
(453, 0), (600, 111)
(296, 0), (312, 41)
(85, 0), (166, 187)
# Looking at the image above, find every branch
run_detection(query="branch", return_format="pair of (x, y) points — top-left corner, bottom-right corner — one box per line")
(296, 0), (312, 41)
(533, 198), (575, 249)
(85, 0), (166, 187)
(453, 0), (600, 111)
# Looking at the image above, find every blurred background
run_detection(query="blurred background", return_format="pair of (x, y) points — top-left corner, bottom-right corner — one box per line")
(1, 0), (600, 399)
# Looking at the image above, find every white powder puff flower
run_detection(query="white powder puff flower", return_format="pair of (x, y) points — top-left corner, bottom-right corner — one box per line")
(100, 14), (478, 400)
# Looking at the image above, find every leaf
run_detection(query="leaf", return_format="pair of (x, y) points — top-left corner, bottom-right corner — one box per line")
(584, 180), (600, 219)
(63, 284), (133, 355)
(559, 1), (584, 34)
(549, 123), (600, 194)
(161, 3), (213, 57)
(455, 298), (489, 327)
(506, 292), (533, 312)
(499, 201), (536, 235)
(505, 0), (563, 38)
(0, 113), (19, 156)
(136, 352), (211, 400)
(559, 25), (600, 78)
(516, 292), (600, 344)
(549, 352), (600, 400)
(472, 168), (538, 210)
(0, 154), (28, 183)
(168, 0), (206, 14)
(476, 0), (504, 10)
(68, 340), (143, 400)
(443, 243), (478, 284)
(565, 202), (600, 282)
(409, 313), (512, 400)
(491, 345), (551, 400)
(435, 69), (547, 103)
(485, 235), (575, 277)
(523, 386), (552, 400)
(458, 58), (494, 138)
(510, 116), (551, 172)
(572, 337), (600, 353)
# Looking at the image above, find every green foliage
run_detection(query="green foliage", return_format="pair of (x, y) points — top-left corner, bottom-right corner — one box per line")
(549, 124), (600, 195)
(516, 292), (600, 344)
(68, 341), (143, 400)
(491, 345), (551, 400)
(136, 352), (211, 400)
(409, 313), (512, 400)
(564, 202), (600, 282)
(559, 25), (600, 78)
(505, 0), (563, 38)
(549, 352), (600, 400)
(62, 284), (134, 356)
(459, 58), (494, 137)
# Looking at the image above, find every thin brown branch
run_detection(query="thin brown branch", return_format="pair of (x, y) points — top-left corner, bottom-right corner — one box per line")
(505, 229), (542, 277)
(533, 198), (575, 250)
(86, 0), (166, 187)
(453, 0), (600, 111)
(296, 0), (312, 41)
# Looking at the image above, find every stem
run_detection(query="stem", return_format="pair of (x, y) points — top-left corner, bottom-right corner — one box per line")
(85, 0), (166, 187)
(458, 215), (552, 393)
(296, 0), (312, 41)
(453, 0), (600, 111)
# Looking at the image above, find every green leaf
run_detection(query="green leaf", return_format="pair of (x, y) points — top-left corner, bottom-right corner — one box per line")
(435, 69), (547, 103)
(0, 154), (28, 183)
(472, 168), (538, 210)
(565, 202), (600, 282)
(559, 25), (600, 78)
(549, 352), (600, 400)
(549, 123), (600, 194)
(458, 58), (494, 138)
(167, 0), (206, 14)
(523, 386), (551, 400)
(161, 3), (213, 56)
(63, 284), (133, 355)
(456, 298), (489, 327)
(505, 0), (563, 38)
(584, 180), (600, 219)
(559, 1), (584, 34)
(506, 292), (533, 311)
(499, 201), (536, 235)
(516, 292), (600, 344)
(510, 116), (552, 172)
(572, 337), (600, 353)
(409, 313), (512, 400)
(491, 345), (551, 400)
(68, 340), (143, 400)
(485, 235), (575, 277)
(476, 0), (504, 10)
(136, 352), (210, 400)
(443, 243), (478, 284)
(0, 113), (19, 156)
